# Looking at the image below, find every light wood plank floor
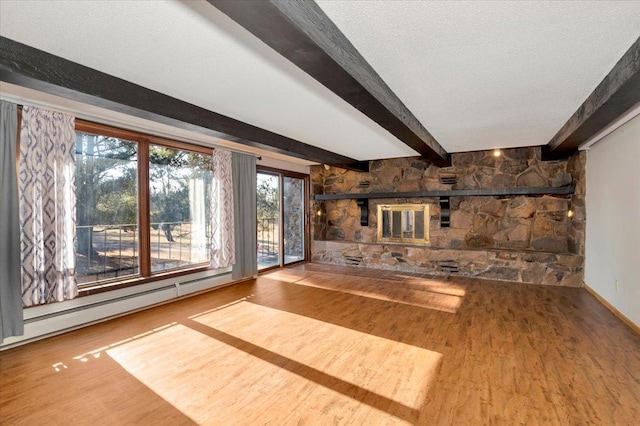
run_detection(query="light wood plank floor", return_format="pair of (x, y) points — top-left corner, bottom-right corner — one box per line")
(1, 264), (638, 425)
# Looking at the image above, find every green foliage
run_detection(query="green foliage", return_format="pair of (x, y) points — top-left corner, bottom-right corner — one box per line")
(257, 176), (278, 220)
(75, 133), (138, 254)
(149, 146), (185, 167)
(149, 145), (212, 225)
(150, 187), (189, 223)
(75, 133), (213, 253)
(76, 134), (138, 227)
(96, 192), (137, 226)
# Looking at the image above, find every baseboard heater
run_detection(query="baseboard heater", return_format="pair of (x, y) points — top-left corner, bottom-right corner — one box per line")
(2, 272), (232, 349)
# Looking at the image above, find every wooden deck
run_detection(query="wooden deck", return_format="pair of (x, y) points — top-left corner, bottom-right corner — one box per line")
(1, 264), (638, 425)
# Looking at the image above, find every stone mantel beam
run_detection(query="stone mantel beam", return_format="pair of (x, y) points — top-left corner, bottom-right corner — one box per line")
(313, 186), (574, 201)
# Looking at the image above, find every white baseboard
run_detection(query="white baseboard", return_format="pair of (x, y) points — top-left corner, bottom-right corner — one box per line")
(584, 284), (639, 335)
(1, 270), (234, 349)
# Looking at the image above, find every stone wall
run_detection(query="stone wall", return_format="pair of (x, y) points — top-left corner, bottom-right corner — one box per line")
(283, 177), (304, 257)
(310, 147), (586, 286)
(312, 241), (583, 287)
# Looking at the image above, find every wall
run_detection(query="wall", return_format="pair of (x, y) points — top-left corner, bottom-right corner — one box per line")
(585, 113), (640, 327)
(2, 82), (314, 174)
(257, 156), (310, 175)
(311, 147), (585, 286)
(0, 85), (258, 349)
(1, 269), (233, 349)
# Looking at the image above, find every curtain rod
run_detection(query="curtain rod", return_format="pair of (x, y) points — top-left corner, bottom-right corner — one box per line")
(12, 102), (262, 160)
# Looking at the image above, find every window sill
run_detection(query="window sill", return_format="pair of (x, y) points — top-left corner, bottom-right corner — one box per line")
(78, 265), (212, 297)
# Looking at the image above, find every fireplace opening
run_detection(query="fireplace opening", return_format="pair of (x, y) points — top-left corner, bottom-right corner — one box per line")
(377, 204), (430, 245)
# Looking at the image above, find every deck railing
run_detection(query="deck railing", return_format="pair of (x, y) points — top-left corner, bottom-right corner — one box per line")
(257, 217), (278, 268)
(76, 221), (209, 284)
(77, 217), (281, 282)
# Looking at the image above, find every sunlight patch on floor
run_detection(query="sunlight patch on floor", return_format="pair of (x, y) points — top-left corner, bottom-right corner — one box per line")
(260, 269), (314, 283)
(192, 301), (442, 410)
(105, 302), (441, 424)
(292, 274), (464, 313)
(70, 322), (178, 365)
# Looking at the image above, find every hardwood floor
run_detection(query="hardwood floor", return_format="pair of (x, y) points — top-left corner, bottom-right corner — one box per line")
(1, 264), (638, 425)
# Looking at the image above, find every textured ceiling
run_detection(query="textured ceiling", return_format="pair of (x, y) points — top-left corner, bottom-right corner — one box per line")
(1, 0), (639, 161)
(317, 0), (640, 152)
(0, 0), (416, 161)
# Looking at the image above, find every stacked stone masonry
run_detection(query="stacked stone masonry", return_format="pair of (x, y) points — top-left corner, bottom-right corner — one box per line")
(311, 147), (586, 286)
(311, 240), (583, 287)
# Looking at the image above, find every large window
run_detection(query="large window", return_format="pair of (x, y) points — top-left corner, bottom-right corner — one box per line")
(75, 131), (139, 284)
(149, 145), (211, 272)
(74, 121), (214, 288)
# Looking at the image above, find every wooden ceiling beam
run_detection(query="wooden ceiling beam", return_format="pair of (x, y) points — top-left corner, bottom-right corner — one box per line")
(544, 36), (640, 160)
(0, 36), (368, 172)
(209, 0), (450, 167)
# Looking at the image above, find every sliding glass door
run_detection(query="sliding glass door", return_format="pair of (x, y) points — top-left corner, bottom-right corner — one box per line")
(257, 169), (308, 270)
(257, 172), (280, 269)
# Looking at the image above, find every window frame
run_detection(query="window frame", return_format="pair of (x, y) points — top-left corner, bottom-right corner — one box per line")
(73, 120), (216, 295)
(256, 166), (310, 273)
(376, 203), (430, 245)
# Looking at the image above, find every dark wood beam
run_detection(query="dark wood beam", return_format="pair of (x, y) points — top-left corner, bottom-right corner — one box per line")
(544, 36), (640, 160)
(0, 36), (368, 172)
(209, 0), (450, 167)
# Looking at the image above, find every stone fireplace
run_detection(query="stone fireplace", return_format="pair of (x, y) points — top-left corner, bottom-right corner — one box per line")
(310, 147), (585, 286)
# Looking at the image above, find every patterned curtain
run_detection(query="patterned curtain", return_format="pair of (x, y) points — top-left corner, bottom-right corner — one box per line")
(19, 106), (77, 306)
(210, 149), (235, 268)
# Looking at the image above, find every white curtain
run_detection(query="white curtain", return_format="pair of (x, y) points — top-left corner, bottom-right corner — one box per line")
(189, 174), (208, 263)
(210, 149), (235, 268)
(19, 106), (77, 306)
